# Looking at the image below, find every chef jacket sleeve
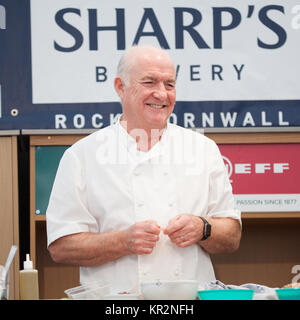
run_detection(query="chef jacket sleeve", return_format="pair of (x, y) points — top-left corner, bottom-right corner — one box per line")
(206, 140), (241, 225)
(46, 147), (98, 247)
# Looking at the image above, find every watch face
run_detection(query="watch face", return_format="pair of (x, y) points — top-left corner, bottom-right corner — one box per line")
(200, 217), (211, 240)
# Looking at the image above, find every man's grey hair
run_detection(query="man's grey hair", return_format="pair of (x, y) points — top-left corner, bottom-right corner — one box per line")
(116, 45), (173, 87)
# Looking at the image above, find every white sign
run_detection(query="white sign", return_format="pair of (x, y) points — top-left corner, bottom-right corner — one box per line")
(30, 0), (300, 104)
(234, 194), (300, 212)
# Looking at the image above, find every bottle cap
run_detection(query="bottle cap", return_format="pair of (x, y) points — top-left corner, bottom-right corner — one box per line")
(23, 254), (33, 270)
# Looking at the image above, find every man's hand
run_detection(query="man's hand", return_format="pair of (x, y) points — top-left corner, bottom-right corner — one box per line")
(164, 214), (202, 248)
(164, 214), (241, 254)
(125, 220), (161, 254)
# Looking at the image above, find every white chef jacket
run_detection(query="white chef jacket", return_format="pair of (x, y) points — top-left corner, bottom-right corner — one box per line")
(46, 120), (241, 291)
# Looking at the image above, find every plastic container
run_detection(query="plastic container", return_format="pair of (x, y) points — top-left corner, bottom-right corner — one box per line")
(64, 281), (110, 300)
(275, 288), (300, 300)
(19, 254), (39, 300)
(198, 289), (254, 300)
(1, 245), (18, 300)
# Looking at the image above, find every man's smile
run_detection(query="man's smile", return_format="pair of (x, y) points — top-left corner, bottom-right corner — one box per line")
(146, 104), (166, 109)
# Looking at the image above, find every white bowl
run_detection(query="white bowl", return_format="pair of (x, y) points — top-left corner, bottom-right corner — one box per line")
(141, 280), (199, 300)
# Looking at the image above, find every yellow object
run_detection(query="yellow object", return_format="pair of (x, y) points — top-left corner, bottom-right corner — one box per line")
(19, 254), (39, 300)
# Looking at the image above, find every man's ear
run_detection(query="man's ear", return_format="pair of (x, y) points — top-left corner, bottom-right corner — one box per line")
(114, 77), (125, 99)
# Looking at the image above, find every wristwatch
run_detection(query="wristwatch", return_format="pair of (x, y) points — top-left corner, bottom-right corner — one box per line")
(199, 217), (211, 241)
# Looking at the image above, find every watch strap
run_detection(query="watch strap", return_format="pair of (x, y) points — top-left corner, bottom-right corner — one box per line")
(199, 216), (211, 241)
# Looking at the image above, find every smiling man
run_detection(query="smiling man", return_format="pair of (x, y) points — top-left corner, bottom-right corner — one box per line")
(46, 45), (241, 293)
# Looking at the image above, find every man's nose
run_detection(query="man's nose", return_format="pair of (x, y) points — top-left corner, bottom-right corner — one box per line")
(153, 82), (168, 100)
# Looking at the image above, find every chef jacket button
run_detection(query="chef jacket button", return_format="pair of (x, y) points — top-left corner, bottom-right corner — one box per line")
(134, 171), (140, 176)
(163, 171), (168, 176)
(169, 202), (173, 207)
(138, 202), (144, 207)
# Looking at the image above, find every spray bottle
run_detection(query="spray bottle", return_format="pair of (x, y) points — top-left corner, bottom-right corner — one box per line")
(19, 254), (39, 300)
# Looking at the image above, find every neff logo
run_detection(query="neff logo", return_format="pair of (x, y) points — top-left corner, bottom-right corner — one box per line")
(222, 155), (290, 183)
(53, 6), (288, 52)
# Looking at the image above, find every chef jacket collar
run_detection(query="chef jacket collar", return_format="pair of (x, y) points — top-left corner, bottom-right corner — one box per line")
(115, 115), (170, 164)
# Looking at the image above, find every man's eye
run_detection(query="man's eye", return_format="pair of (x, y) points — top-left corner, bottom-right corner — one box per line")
(166, 83), (175, 88)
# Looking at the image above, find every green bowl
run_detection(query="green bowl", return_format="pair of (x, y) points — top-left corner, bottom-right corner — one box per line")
(276, 288), (300, 300)
(198, 289), (254, 300)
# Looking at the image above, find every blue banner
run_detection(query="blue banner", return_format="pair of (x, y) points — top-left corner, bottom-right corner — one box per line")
(0, 0), (299, 130)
